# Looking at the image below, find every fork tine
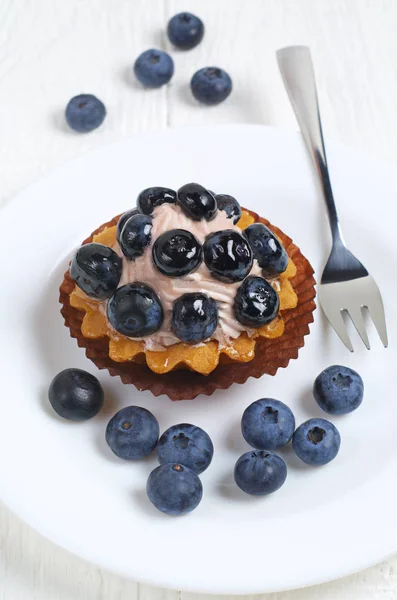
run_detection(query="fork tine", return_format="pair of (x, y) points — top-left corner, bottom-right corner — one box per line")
(347, 307), (370, 350)
(367, 301), (388, 348)
(319, 297), (354, 352)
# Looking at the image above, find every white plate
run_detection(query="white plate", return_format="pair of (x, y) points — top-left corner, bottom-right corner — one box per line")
(0, 125), (396, 595)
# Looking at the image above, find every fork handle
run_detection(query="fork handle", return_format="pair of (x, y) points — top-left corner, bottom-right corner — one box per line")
(277, 46), (344, 248)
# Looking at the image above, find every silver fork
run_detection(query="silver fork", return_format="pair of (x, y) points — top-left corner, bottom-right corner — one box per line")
(277, 45), (388, 352)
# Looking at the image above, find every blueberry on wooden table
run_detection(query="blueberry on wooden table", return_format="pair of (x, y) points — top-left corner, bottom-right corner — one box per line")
(171, 293), (218, 343)
(191, 67), (232, 105)
(234, 276), (280, 327)
(244, 223), (289, 277)
(292, 418), (341, 466)
(70, 243), (122, 300)
(134, 49), (174, 88)
(137, 186), (177, 214)
(234, 451), (287, 496)
(147, 463), (203, 515)
(157, 423), (214, 474)
(48, 368), (104, 421)
(242, 398), (295, 450)
(107, 283), (164, 337)
(203, 230), (253, 283)
(106, 406), (159, 460)
(313, 365), (364, 415)
(65, 94), (106, 133)
(152, 229), (202, 277)
(167, 12), (204, 50)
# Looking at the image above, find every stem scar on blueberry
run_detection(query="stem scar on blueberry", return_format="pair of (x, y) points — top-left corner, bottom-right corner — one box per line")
(262, 406), (278, 423)
(332, 373), (352, 388)
(122, 421), (132, 430)
(149, 53), (160, 64)
(173, 433), (189, 449)
(207, 68), (222, 79)
(307, 427), (325, 444)
(78, 102), (87, 109)
(172, 464), (184, 472)
(180, 13), (191, 22)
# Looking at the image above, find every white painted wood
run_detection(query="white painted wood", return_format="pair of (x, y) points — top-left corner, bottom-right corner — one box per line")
(0, 0), (396, 597)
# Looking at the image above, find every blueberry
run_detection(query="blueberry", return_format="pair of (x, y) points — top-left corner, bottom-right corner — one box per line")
(65, 94), (106, 133)
(242, 398), (295, 450)
(157, 424), (214, 474)
(48, 368), (104, 421)
(134, 49), (174, 88)
(234, 451), (287, 496)
(203, 230), (253, 283)
(167, 12), (204, 50)
(234, 276), (280, 327)
(137, 187), (177, 215)
(118, 214), (153, 260)
(146, 463), (203, 515)
(177, 183), (217, 221)
(292, 418), (341, 466)
(152, 229), (202, 277)
(314, 365), (364, 415)
(191, 67), (232, 105)
(70, 243), (122, 300)
(107, 283), (163, 337)
(215, 194), (242, 224)
(116, 209), (139, 244)
(106, 406), (159, 460)
(172, 293), (218, 343)
(244, 223), (288, 277)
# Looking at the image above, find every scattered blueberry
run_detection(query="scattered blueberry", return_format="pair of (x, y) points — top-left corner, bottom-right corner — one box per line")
(171, 293), (218, 343)
(65, 94), (106, 133)
(137, 187), (177, 215)
(215, 194), (242, 224)
(234, 276), (280, 327)
(313, 365), (364, 415)
(147, 463), (203, 515)
(157, 424), (214, 474)
(242, 398), (295, 450)
(106, 406), (159, 460)
(70, 243), (122, 300)
(107, 282), (163, 337)
(177, 183), (217, 221)
(203, 230), (253, 283)
(118, 213), (153, 260)
(152, 229), (202, 277)
(191, 67), (232, 105)
(244, 223), (288, 277)
(116, 208), (139, 244)
(134, 49), (174, 88)
(48, 368), (104, 421)
(234, 451), (287, 496)
(167, 12), (204, 50)
(292, 418), (341, 466)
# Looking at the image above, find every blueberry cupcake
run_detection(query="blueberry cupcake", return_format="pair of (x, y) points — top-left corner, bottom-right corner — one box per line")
(60, 184), (316, 400)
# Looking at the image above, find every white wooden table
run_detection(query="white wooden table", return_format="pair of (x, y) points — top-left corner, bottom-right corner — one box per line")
(1, 0), (397, 597)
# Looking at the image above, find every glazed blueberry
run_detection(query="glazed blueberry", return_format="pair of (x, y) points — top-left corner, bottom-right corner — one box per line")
(242, 398), (295, 450)
(137, 187), (177, 215)
(147, 463), (203, 515)
(171, 293), (218, 344)
(65, 94), (106, 133)
(134, 49), (174, 88)
(107, 283), (163, 337)
(244, 223), (288, 277)
(292, 418), (341, 466)
(314, 365), (364, 415)
(215, 194), (242, 224)
(191, 67), (232, 105)
(234, 276), (280, 327)
(70, 243), (122, 300)
(48, 368), (104, 421)
(157, 424), (214, 474)
(106, 406), (159, 460)
(177, 183), (217, 221)
(203, 230), (253, 283)
(234, 451), (287, 496)
(167, 12), (204, 50)
(119, 214), (153, 260)
(116, 208), (139, 244)
(152, 229), (202, 277)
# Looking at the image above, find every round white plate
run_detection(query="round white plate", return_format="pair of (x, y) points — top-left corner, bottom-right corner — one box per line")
(0, 125), (396, 594)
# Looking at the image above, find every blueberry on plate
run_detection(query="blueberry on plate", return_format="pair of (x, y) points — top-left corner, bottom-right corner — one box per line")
(242, 398), (295, 450)
(234, 451), (287, 496)
(177, 183), (217, 221)
(215, 194), (242, 224)
(191, 67), (232, 105)
(70, 243), (122, 300)
(292, 418), (341, 466)
(167, 12), (204, 50)
(137, 187), (177, 215)
(65, 94), (106, 133)
(106, 406), (159, 460)
(203, 230), (253, 283)
(171, 293), (218, 343)
(313, 365), (364, 415)
(134, 49), (174, 88)
(234, 276), (280, 327)
(157, 423), (214, 474)
(107, 282), (163, 337)
(152, 229), (202, 277)
(48, 368), (104, 421)
(244, 223), (288, 277)
(116, 208), (139, 244)
(147, 463), (203, 515)
(118, 213), (153, 260)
